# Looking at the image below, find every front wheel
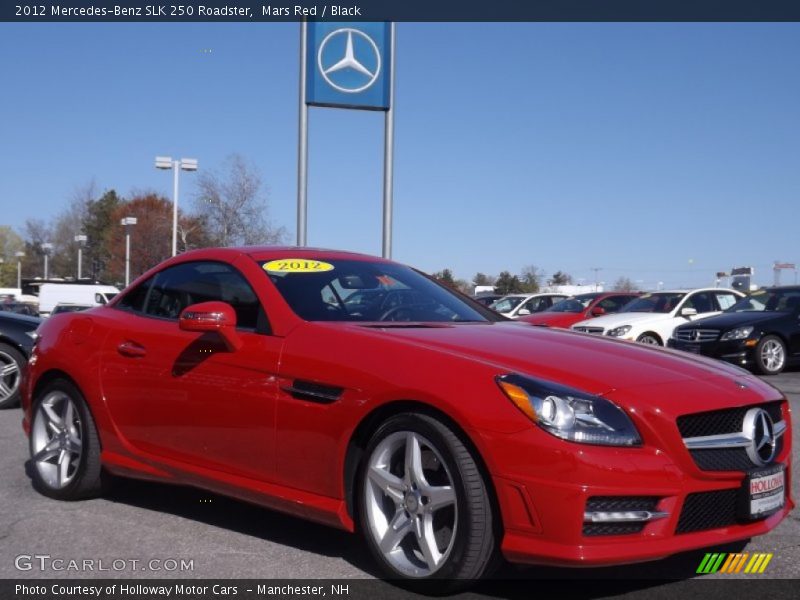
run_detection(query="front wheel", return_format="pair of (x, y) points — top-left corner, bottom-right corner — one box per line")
(358, 413), (496, 588)
(29, 379), (104, 500)
(0, 342), (25, 409)
(636, 332), (662, 346)
(754, 335), (786, 375)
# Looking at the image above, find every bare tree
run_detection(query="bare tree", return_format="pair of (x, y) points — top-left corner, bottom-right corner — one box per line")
(612, 276), (638, 292)
(520, 264), (545, 293)
(194, 154), (287, 247)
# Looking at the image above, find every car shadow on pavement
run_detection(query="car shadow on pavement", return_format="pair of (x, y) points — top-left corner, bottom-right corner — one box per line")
(78, 473), (747, 598)
(100, 475), (382, 575)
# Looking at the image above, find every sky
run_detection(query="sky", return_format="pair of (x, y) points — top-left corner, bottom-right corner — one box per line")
(1, 22), (799, 289)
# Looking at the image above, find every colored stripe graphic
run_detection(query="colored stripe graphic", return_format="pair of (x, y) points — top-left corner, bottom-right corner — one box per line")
(698, 553), (773, 574)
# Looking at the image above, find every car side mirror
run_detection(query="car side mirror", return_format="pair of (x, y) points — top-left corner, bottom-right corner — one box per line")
(679, 307), (698, 318)
(179, 301), (241, 351)
(591, 307), (606, 316)
(517, 308), (531, 316)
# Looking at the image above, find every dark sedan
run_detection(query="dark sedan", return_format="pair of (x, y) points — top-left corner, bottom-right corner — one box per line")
(0, 312), (41, 408)
(669, 286), (800, 375)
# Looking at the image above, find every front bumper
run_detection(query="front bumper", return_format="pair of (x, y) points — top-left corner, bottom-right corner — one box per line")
(668, 338), (757, 369)
(476, 422), (793, 567)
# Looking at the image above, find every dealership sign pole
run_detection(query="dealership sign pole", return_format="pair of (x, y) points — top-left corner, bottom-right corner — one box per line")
(297, 22), (395, 257)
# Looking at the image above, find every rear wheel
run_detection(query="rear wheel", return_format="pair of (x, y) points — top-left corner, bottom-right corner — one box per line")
(29, 379), (104, 500)
(754, 335), (786, 375)
(358, 413), (496, 589)
(636, 332), (662, 346)
(0, 342), (25, 409)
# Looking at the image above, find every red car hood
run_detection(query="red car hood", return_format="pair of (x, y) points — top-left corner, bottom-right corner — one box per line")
(518, 312), (584, 328)
(340, 321), (774, 399)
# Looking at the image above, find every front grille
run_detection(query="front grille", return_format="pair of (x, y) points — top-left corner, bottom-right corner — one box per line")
(575, 326), (604, 335)
(677, 401), (784, 438)
(675, 328), (720, 342)
(678, 401), (785, 472)
(583, 496), (660, 537)
(676, 489), (738, 534)
(691, 437), (784, 472)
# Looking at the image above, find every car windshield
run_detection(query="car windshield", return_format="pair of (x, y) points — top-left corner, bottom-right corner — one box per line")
(727, 289), (800, 313)
(621, 292), (685, 313)
(547, 293), (598, 313)
(262, 258), (496, 323)
(489, 296), (524, 313)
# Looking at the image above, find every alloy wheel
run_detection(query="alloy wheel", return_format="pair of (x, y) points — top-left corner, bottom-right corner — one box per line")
(760, 339), (785, 373)
(0, 349), (20, 405)
(31, 392), (83, 490)
(364, 431), (458, 577)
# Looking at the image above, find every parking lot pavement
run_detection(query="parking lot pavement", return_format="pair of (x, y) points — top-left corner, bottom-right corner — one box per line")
(0, 370), (798, 591)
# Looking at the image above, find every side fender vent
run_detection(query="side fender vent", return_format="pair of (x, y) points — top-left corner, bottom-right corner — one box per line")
(282, 380), (344, 404)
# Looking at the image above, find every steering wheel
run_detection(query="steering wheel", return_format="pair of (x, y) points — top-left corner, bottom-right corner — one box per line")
(378, 303), (434, 322)
(378, 305), (413, 321)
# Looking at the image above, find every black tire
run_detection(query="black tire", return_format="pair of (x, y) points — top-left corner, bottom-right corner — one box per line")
(0, 342), (25, 409)
(636, 332), (662, 346)
(29, 378), (105, 500)
(753, 335), (786, 376)
(357, 413), (497, 591)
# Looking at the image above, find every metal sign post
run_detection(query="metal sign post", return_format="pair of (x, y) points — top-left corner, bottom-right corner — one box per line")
(297, 21), (309, 248)
(382, 23), (396, 259)
(297, 22), (395, 257)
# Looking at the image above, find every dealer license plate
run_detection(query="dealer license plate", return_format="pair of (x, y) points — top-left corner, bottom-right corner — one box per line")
(746, 466), (785, 519)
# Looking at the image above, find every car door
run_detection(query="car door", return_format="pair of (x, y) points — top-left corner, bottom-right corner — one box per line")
(99, 260), (282, 481)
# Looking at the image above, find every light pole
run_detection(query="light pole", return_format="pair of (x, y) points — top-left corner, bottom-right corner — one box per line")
(15, 252), (24, 289)
(155, 156), (198, 257)
(74, 234), (87, 280)
(591, 267), (602, 292)
(41, 243), (53, 279)
(120, 217), (137, 287)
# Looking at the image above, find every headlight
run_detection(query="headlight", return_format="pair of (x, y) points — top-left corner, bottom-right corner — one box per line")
(607, 325), (632, 337)
(720, 326), (754, 341)
(497, 374), (642, 446)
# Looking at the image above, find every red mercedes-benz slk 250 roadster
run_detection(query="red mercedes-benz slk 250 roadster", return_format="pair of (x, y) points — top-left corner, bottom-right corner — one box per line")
(22, 247), (793, 587)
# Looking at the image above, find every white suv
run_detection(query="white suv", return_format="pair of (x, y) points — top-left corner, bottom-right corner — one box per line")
(571, 288), (743, 346)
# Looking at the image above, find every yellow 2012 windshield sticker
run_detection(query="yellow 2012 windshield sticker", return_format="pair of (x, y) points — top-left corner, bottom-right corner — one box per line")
(263, 259), (334, 274)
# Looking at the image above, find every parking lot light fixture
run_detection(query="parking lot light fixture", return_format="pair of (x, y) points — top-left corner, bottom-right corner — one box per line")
(14, 252), (25, 289)
(155, 156), (198, 257)
(74, 234), (88, 280)
(120, 217), (137, 287)
(41, 243), (53, 279)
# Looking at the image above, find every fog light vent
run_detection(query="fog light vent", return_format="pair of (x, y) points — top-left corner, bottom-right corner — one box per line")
(583, 496), (666, 536)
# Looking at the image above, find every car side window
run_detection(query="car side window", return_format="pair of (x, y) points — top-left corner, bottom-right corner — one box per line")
(117, 276), (154, 313)
(523, 298), (540, 313)
(142, 261), (269, 333)
(684, 292), (713, 314)
(715, 292), (738, 311)
(598, 297), (622, 312)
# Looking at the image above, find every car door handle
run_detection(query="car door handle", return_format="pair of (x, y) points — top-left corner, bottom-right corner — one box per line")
(117, 341), (146, 358)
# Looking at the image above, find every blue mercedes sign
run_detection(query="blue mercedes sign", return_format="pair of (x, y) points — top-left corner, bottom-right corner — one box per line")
(306, 22), (392, 111)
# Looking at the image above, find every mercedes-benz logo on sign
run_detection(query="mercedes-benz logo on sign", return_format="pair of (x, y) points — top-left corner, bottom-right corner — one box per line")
(317, 28), (381, 94)
(744, 408), (777, 466)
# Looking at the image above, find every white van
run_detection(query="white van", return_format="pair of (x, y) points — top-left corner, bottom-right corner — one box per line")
(38, 284), (120, 317)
